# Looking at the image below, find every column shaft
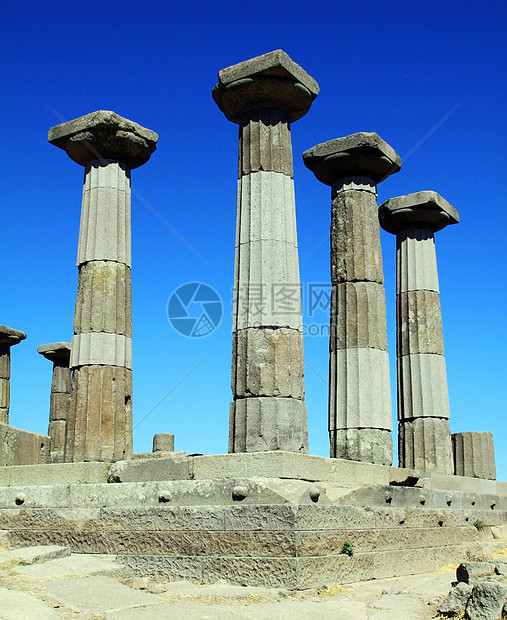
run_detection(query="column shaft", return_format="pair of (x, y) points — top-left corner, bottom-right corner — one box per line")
(230, 107), (307, 453)
(0, 348), (10, 424)
(396, 227), (452, 473)
(329, 180), (392, 464)
(379, 191), (459, 474)
(67, 159), (133, 462)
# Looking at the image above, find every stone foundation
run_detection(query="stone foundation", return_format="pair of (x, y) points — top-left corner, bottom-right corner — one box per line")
(0, 423), (50, 466)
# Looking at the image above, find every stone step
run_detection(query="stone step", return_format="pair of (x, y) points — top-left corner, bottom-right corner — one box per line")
(0, 544), (70, 565)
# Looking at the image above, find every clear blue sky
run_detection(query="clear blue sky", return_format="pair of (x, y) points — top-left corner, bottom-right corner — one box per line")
(1, 1), (506, 479)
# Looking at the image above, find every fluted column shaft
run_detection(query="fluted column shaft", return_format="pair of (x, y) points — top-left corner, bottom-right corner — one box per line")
(0, 326), (27, 424)
(48, 110), (158, 463)
(452, 432), (496, 480)
(379, 191), (459, 473)
(230, 106), (307, 453)
(303, 133), (401, 465)
(0, 347), (11, 424)
(38, 343), (71, 464)
(328, 179), (392, 463)
(66, 159), (133, 462)
(213, 50), (319, 453)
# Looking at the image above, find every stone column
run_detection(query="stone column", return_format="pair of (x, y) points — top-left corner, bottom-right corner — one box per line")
(379, 191), (459, 473)
(303, 133), (401, 464)
(213, 50), (319, 453)
(0, 325), (26, 424)
(452, 432), (496, 480)
(37, 342), (71, 463)
(48, 111), (158, 462)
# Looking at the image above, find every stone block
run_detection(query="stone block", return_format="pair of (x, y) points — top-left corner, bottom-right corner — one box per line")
(397, 290), (444, 356)
(330, 188), (384, 284)
(236, 171), (297, 244)
(229, 398), (308, 453)
(379, 190), (459, 234)
(302, 132), (401, 186)
(70, 332), (132, 369)
(465, 581), (507, 620)
(232, 327), (305, 399)
(453, 432), (496, 480)
(0, 325), (26, 346)
(329, 347), (392, 430)
(78, 178), (131, 265)
(239, 107), (293, 176)
(48, 110), (158, 169)
(396, 228), (440, 293)
(398, 418), (453, 474)
(153, 433), (174, 453)
(0, 461), (109, 487)
(107, 454), (191, 483)
(74, 261), (132, 336)
(0, 589), (60, 620)
(330, 428), (393, 465)
(190, 452), (390, 486)
(0, 423), (50, 466)
(66, 365), (132, 462)
(117, 554), (203, 583)
(233, 240), (302, 330)
(0, 544), (70, 565)
(330, 282), (388, 351)
(213, 49), (319, 124)
(48, 419), (66, 460)
(398, 353), (450, 419)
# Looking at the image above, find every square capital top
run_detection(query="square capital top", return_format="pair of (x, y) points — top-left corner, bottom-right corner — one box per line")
(48, 110), (158, 169)
(0, 325), (27, 347)
(379, 191), (459, 234)
(37, 342), (71, 363)
(213, 50), (319, 123)
(303, 132), (401, 186)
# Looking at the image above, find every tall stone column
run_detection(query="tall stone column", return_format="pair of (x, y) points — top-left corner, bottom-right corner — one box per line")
(48, 111), (158, 462)
(379, 191), (459, 473)
(0, 325), (26, 424)
(303, 133), (401, 464)
(213, 50), (319, 453)
(37, 342), (71, 463)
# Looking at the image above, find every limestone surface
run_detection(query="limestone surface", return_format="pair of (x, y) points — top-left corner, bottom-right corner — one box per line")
(0, 422), (50, 466)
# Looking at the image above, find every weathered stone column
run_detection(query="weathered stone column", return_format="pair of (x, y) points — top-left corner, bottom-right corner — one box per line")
(48, 111), (158, 462)
(213, 50), (319, 453)
(452, 432), (496, 480)
(303, 133), (401, 464)
(0, 325), (26, 424)
(37, 342), (71, 463)
(379, 191), (459, 473)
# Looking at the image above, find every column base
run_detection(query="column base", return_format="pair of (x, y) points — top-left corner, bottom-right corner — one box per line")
(65, 365), (133, 463)
(229, 397), (308, 454)
(452, 432), (496, 480)
(330, 428), (392, 465)
(399, 418), (453, 474)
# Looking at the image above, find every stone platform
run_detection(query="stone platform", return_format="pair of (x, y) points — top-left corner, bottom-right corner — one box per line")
(1, 452), (506, 588)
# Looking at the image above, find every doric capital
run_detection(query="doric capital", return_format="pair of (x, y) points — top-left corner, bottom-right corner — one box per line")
(37, 342), (71, 364)
(48, 110), (158, 168)
(303, 132), (401, 186)
(0, 325), (26, 347)
(212, 49), (319, 124)
(379, 191), (459, 234)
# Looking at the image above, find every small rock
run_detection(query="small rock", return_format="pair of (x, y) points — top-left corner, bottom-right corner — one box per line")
(232, 485), (248, 501)
(465, 581), (507, 619)
(130, 577), (150, 590)
(438, 582), (473, 617)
